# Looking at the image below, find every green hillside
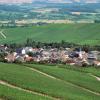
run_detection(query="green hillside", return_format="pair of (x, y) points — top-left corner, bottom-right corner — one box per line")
(0, 84), (50, 100)
(0, 63), (100, 100)
(0, 23), (100, 45)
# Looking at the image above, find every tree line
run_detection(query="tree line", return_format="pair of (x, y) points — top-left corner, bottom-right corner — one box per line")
(3, 38), (100, 52)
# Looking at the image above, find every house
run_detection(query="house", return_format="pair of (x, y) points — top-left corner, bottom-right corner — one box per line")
(93, 61), (100, 67)
(66, 58), (75, 65)
(24, 56), (33, 62)
(5, 53), (16, 62)
(60, 50), (69, 62)
(90, 51), (100, 60)
(16, 48), (23, 54)
(87, 53), (97, 65)
(0, 45), (8, 53)
(40, 50), (50, 61)
(15, 56), (25, 63)
(21, 47), (33, 55)
(74, 58), (89, 67)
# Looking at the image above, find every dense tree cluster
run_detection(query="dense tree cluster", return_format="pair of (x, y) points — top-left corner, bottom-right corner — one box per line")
(3, 38), (100, 52)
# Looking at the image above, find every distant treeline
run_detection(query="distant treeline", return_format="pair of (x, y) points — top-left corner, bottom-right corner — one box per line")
(4, 38), (100, 52)
(0, 4), (29, 12)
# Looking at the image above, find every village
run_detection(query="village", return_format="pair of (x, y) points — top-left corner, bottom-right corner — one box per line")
(0, 44), (100, 67)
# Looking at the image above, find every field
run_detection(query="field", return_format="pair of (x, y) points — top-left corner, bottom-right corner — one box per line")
(0, 84), (50, 100)
(0, 3), (100, 21)
(0, 23), (100, 45)
(0, 62), (100, 100)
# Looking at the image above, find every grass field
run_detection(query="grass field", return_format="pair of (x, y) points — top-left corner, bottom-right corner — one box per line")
(25, 64), (100, 94)
(0, 63), (100, 100)
(0, 84), (50, 100)
(0, 23), (100, 45)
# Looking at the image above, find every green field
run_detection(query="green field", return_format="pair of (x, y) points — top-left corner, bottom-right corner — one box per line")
(0, 63), (100, 100)
(0, 84), (50, 100)
(0, 23), (100, 45)
(25, 64), (100, 93)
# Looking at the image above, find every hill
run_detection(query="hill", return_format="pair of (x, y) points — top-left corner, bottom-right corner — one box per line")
(0, 63), (100, 100)
(0, 23), (100, 45)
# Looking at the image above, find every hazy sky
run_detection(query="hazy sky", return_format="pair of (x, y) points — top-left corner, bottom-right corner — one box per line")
(0, 0), (100, 3)
(32, 0), (100, 3)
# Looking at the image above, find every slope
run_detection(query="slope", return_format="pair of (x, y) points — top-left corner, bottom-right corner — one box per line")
(0, 23), (100, 45)
(0, 63), (100, 100)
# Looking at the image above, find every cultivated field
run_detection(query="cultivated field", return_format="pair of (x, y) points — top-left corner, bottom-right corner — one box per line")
(0, 23), (100, 45)
(0, 63), (100, 100)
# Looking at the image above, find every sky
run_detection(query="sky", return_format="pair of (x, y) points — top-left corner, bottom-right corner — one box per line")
(0, 0), (100, 3)
(32, 0), (100, 3)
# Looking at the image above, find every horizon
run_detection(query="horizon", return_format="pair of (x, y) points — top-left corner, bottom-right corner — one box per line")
(0, 0), (100, 4)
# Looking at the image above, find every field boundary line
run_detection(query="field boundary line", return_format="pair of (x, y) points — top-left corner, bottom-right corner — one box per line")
(28, 67), (56, 79)
(89, 74), (100, 81)
(0, 80), (60, 100)
(57, 66), (100, 81)
(24, 65), (100, 96)
(0, 30), (6, 39)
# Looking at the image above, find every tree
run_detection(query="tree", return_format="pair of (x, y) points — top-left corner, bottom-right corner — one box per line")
(26, 38), (33, 46)
(27, 52), (33, 57)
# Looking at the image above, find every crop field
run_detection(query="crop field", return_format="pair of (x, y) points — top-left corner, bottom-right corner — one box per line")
(26, 64), (100, 93)
(0, 63), (100, 100)
(0, 23), (100, 45)
(0, 84), (50, 100)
